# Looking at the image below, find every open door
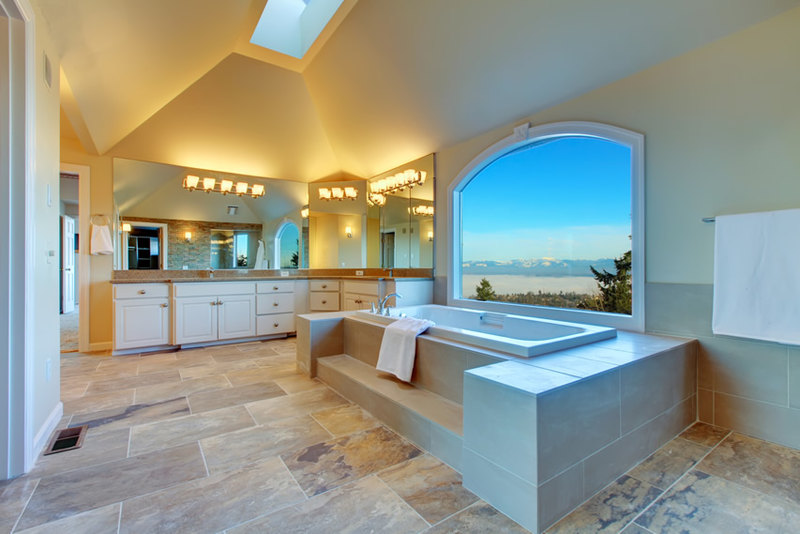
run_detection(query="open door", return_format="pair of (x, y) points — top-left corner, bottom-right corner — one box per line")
(61, 215), (75, 314)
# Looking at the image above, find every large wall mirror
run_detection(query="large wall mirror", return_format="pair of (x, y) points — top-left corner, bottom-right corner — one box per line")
(113, 155), (435, 271)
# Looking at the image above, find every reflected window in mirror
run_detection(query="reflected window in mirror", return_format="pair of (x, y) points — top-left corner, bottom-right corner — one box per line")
(276, 222), (300, 269)
(210, 229), (260, 269)
(122, 221), (168, 270)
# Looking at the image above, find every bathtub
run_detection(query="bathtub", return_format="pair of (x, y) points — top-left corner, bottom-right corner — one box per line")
(354, 304), (616, 357)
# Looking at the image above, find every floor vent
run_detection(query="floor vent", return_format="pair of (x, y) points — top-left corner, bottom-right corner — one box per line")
(44, 425), (88, 455)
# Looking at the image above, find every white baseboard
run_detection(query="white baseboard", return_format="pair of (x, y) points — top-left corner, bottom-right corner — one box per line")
(29, 401), (63, 471)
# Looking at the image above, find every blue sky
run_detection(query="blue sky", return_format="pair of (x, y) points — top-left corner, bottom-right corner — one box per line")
(462, 136), (631, 261)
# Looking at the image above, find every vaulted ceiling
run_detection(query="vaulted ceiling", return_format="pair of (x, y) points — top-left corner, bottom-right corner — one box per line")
(39, 0), (800, 182)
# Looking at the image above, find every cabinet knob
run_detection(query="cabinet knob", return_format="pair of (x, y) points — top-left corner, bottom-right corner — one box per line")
(273, 322), (279, 328)
(217, 300), (223, 305)
(211, 301), (217, 306)
(273, 286), (279, 291)
(273, 302), (279, 307)
(321, 284), (327, 289)
(138, 289), (146, 294)
(322, 300), (327, 304)
(160, 303), (168, 308)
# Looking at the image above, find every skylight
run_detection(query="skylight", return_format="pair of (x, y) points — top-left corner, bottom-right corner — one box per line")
(251, 0), (345, 59)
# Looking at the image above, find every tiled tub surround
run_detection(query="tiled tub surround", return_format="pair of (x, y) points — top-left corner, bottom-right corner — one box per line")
(296, 313), (697, 533)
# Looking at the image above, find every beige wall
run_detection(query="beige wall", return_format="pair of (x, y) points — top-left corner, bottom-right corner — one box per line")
(29, 4), (62, 445)
(60, 137), (114, 349)
(434, 8), (800, 447)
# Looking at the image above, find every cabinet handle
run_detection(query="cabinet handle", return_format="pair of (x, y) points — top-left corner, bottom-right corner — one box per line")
(273, 286), (279, 291)
(322, 300), (327, 304)
(211, 301), (217, 306)
(273, 322), (279, 328)
(321, 284), (327, 289)
(217, 300), (223, 305)
(138, 289), (146, 295)
(160, 303), (168, 308)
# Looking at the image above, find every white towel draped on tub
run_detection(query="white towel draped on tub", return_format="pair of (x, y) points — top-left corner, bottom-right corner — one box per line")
(90, 223), (113, 255)
(712, 208), (800, 345)
(376, 318), (435, 382)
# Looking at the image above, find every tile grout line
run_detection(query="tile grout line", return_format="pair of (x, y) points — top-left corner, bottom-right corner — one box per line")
(9, 478), (40, 534)
(198, 440), (210, 477)
(620, 428), (733, 531)
(116, 501), (123, 534)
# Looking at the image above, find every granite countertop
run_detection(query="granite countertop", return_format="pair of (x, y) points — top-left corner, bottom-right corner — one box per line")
(111, 276), (433, 284)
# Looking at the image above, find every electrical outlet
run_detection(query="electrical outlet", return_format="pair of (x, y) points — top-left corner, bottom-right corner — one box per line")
(355, 270), (364, 276)
(280, 271), (289, 277)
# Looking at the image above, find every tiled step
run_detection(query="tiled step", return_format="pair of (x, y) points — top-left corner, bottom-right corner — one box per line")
(317, 354), (464, 471)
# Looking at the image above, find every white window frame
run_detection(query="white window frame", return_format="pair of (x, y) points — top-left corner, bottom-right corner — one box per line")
(447, 121), (645, 332)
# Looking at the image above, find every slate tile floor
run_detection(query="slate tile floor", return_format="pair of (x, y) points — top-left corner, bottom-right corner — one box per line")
(2, 338), (800, 533)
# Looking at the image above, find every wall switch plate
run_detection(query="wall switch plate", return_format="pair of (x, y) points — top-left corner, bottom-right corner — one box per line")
(280, 271), (289, 277)
(355, 270), (364, 276)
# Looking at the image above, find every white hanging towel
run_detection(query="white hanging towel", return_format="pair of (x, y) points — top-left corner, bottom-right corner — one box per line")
(712, 208), (800, 345)
(90, 223), (113, 255)
(254, 239), (265, 269)
(376, 318), (434, 382)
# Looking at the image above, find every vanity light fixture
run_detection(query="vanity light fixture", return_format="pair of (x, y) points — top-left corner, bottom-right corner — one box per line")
(318, 186), (358, 201)
(121, 223), (132, 232)
(345, 226), (353, 238)
(367, 193), (386, 207)
(184, 231), (192, 242)
(369, 169), (426, 196)
(182, 175), (266, 198)
(411, 205), (434, 216)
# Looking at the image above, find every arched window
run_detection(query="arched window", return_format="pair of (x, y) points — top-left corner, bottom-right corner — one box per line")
(275, 221), (300, 269)
(449, 122), (644, 330)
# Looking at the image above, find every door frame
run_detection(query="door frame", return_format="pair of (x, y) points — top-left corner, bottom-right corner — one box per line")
(60, 163), (90, 353)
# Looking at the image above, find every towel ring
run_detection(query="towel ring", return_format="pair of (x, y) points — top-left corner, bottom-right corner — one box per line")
(90, 214), (110, 226)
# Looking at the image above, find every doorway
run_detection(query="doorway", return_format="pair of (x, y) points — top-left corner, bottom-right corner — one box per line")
(59, 172), (79, 353)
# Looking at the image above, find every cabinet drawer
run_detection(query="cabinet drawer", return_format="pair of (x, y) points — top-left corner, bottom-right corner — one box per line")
(257, 313), (295, 335)
(256, 293), (294, 314)
(342, 280), (380, 296)
(256, 281), (294, 294)
(309, 280), (339, 292)
(114, 283), (169, 299)
(174, 282), (255, 297)
(310, 291), (339, 311)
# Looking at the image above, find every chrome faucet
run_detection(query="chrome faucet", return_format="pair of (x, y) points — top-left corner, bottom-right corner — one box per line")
(378, 293), (402, 315)
(207, 268), (215, 279)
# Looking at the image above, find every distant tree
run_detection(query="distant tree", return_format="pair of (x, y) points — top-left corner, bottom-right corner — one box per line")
(581, 250), (631, 314)
(237, 254), (248, 267)
(475, 277), (497, 301)
(290, 251), (299, 268)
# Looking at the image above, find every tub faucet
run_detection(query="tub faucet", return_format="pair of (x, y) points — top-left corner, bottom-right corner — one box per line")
(378, 293), (402, 315)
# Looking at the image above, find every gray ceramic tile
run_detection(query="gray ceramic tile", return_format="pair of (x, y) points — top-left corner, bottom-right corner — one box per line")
(227, 475), (427, 534)
(627, 437), (709, 490)
(714, 392), (800, 450)
(526, 352), (617, 378)
(698, 432), (800, 504)
(425, 500), (529, 533)
(62, 389), (135, 416)
(178, 359), (262, 381)
(30, 428), (130, 478)
(378, 454), (478, 524)
(547, 475), (661, 534)
(69, 397), (190, 434)
(282, 426), (422, 497)
(790, 347), (800, 409)
(698, 335), (788, 405)
(537, 462), (583, 531)
(224, 363), (297, 385)
(246, 386), (348, 424)
(17, 443), (206, 530)
(620, 345), (695, 434)
(119, 457), (305, 534)
(133, 375), (230, 404)
(187, 381), (285, 413)
(85, 369), (181, 395)
(679, 422), (729, 447)
(200, 414), (331, 474)
(15, 503), (121, 534)
(698, 387), (714, 423)
(636, 470), (800, 533)
(310, 404), (380, 436)
(129, 405), (255, 455)
(0, 476), (40, 533)
(136, 353), (214, 374)
(430, 423), (463, 473)
(275, 374), (326, 394)
(210, 347), (277, 363)
(538, 371), (621, 482)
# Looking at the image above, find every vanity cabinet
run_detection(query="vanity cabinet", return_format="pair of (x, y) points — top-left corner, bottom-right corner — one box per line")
(342, 280), (381, 311)
(342, 279), (434, 311)
(113, 283), (171, 350)
(309, 279), (340, 311)
(256, 281), (295, 336)
(173, 282), (256, 344)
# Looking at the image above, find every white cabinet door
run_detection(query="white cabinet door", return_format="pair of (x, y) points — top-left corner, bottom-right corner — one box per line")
(174, 296), (218, 345)
(114, 297), (169, 350)
(218, 294), (256, 340)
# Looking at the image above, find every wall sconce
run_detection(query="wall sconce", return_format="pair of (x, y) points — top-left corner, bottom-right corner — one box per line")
(345, 226), (353, 238)
(184, 231), (192, 242)
(301, 205), (309, 218)
(121, 223), (132, 232)
(427, 231), (434, 242)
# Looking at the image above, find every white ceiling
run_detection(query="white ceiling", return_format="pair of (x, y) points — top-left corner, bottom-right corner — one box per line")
(40, 0), (800, 182)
